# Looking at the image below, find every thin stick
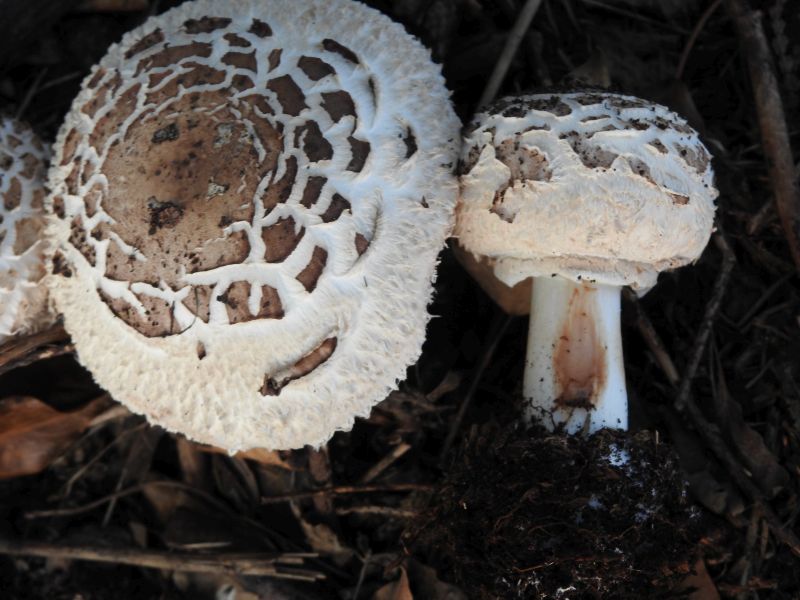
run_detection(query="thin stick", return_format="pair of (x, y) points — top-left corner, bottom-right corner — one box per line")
(260, 483), (432, 505)
(478, 0), (544, 108)
(0, 325), (71, 376)
(335, 506), (417, 519)
(726, 0), (800, 271)
(675, 233), (736, 412)
(623, 288), (680, 386)
(25, 480), (232, 520)
(0, 537), (323, 580)
(359, 442), (411, 484)
(675, 0), (724, 81)
(681, 394), (800, 557)
(439, 313), (513, 461)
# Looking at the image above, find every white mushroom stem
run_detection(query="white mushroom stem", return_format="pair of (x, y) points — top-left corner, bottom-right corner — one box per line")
(522, 277), (628, 434)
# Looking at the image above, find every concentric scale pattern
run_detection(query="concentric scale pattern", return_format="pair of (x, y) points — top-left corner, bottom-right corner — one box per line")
(47, 0), (459, 450)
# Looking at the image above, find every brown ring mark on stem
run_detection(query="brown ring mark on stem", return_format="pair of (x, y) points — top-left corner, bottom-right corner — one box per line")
(553, 284), (607, 410)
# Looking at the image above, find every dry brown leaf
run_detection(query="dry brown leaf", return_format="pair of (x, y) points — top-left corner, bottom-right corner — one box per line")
(0, 395), (109, 479)
(290, 503), (353, 566)
(195, 441), (295, 471)
(407, 559), (467, 600)
(373, 568), (413, 600)
(678, 559), (720, 600)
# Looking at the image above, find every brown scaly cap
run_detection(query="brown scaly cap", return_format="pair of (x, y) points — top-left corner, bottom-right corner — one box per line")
(46, 0), (460, 451)
(456, 92), (718, 291)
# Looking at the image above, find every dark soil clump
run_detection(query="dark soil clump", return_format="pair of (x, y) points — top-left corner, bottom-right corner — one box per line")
(408, 424), (715, 599)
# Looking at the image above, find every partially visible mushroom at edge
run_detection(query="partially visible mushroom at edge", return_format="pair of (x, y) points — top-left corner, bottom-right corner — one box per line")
(0, 116), (52, 344)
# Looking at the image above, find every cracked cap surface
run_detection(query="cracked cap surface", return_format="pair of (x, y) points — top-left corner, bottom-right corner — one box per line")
(46, 0), (460, 450)
(456, 92), (718, 291)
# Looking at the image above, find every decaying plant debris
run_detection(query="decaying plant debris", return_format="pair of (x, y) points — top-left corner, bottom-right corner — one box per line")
(0, 0), (799, 598)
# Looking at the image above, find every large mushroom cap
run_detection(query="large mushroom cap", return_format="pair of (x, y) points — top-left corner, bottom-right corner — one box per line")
(46, 0), (460, 451)
(0, 116), (51, 343)
(456, 92), (718, 290)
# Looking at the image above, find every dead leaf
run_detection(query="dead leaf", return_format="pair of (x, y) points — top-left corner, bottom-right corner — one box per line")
(407, 559), (468, 600)
(290, 503), (353, 566)
(677, 559), (720, 600)
(0, 395), (109, 478)
(373, 568), (413, 600)
(196, 441), (295, 471)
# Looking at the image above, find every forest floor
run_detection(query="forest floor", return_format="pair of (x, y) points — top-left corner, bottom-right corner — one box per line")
(0, 0), (799, 598)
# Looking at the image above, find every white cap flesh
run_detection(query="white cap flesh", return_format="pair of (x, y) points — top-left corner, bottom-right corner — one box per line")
(457, 92), (718, 291)
(46, 0), (460, 451)
(0, 117), (51, 343)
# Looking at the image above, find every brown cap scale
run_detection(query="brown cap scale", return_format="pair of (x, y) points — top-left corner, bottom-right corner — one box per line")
(0, 116), (52, 343)
(46, 0), (460, 450)
(455, 92), (717, 433)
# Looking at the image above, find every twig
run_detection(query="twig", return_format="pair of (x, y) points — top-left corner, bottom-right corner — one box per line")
(439, 313), (513, 462)
(726, 0), (800, 271)
(675, 0), (724, 81)
(0, 537), (323, 580)
(478, 0), (544, 108)
(681, 394), (800, 557)
(335, 506), (417, 519)
(260, 483), (432, 505)
(0, 325), (71, 376)
(15, 68), (48, 120)
(25, 480), (232, 520)
(623, 289), (680, 386)
(63, 421), (147, 497)
(359, 442), (412, 484)
(669, 240), (800, 556)
(675, 233), (736, 412)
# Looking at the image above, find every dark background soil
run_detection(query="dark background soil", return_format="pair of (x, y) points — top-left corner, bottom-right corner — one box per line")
(1, 0), (799, 598)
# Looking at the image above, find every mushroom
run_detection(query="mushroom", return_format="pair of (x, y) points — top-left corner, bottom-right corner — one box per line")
(0, 116), (52, 344)
(46, 0), (460, 451)
(455, 92), (717, 433)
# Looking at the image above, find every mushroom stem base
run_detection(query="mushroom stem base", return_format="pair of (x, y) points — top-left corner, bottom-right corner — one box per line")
(522, 277), (627, 433)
